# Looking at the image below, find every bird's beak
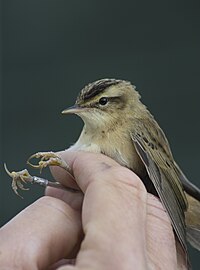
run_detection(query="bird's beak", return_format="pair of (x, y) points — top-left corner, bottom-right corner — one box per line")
(61, 105), (84, 115)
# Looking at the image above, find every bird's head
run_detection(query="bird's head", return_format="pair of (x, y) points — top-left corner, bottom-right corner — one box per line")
(62, 79), (143, 130)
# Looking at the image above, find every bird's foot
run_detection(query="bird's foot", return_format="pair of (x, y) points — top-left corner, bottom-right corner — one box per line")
(4, 162), (79, 198)
(27, 151), (72, 174)
(4, 164), (32, 198)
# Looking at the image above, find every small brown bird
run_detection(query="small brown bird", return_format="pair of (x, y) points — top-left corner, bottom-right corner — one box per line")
(6, 79), (200, 267)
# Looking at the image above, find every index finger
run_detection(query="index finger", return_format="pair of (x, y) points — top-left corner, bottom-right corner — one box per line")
(51, 150), (149, 269)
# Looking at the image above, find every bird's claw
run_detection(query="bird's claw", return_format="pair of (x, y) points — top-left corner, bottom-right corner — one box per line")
(5, 152), (73, 197)
(4, 163), (32, 198)
(27, 151), (72, 173)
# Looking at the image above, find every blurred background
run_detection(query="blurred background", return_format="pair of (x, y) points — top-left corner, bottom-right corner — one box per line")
(1, 0), (200, 267)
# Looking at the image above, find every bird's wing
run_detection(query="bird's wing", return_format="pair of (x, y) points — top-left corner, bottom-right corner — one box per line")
(185, 194), (200, 251)
(130, 118), (188, 254)
(175, 161), (200, 201)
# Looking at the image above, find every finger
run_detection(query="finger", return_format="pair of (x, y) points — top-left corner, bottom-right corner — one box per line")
(51, 151), (148, 269)
(56, 153), (149, 270)
(50, 151), (80, 191)
(45, 186), (83, 211)
(50, 150), (123, 192)
(0, 197), (82, 270)
(146, 194), (180, 269)
(49, 259), (75, 270)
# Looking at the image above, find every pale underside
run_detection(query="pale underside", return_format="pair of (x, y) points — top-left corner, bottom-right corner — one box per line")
(69, 125), (145, 177)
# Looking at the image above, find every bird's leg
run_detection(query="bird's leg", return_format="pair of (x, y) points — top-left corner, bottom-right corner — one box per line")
(4, 163), (79, 198)
(27, 151), (72, 175)
(4, 151), (78, 198)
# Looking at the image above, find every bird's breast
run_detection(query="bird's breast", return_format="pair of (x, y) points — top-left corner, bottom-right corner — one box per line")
(69, 128), (145, 177)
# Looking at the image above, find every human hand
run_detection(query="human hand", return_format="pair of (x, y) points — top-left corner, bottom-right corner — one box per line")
(0, 151), (187, 269)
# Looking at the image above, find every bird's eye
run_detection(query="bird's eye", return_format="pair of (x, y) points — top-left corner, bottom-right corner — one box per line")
(99, 97), (108, 106)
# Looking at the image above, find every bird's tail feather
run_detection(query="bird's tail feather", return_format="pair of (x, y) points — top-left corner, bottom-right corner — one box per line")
(185, 194), (200, 250)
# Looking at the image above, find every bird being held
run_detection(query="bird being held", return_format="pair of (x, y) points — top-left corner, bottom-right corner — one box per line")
(5, 78), (200, 268)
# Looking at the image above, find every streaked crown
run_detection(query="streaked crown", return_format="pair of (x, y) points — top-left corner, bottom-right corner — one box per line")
(76, 79), (129, 104)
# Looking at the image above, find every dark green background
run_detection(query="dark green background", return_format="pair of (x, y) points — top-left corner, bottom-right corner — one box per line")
(1, 0), (200, 268)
